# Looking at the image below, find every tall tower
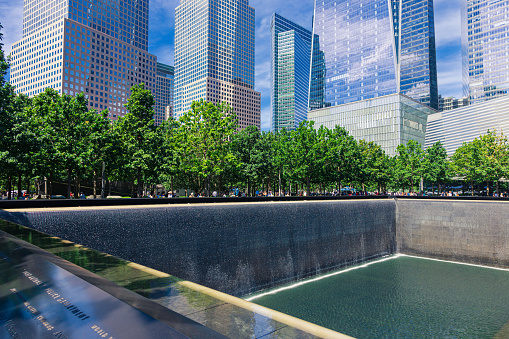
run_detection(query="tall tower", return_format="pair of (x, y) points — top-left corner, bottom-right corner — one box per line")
(462, 0), (509, 104)
(174, 0), (261, 129)
(154, 63), (175, 125)
(9, 0), (157, 120)
(271, 13), (313, 132)
(310, 0), (438, 110)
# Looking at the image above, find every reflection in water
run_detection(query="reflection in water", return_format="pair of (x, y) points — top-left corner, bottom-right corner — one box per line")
(249, 255), (509, 339)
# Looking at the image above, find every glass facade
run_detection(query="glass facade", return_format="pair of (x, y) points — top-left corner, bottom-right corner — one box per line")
(462, 0), (509, 104)
(271, 13), (313, 132)
(309, 93), (435, 156)
(174, 0), (260, 129)
(425, 95), (509, 155)
(310, 0), (438, 110)
(309, 32), (329, 110)
(155, 63), (174, 125)
(400, 0), (438, 109)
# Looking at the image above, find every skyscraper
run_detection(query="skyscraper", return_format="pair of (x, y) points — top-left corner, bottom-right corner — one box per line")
(271, 14), (313, 132)
(9, 0), (157, 120)
(174, 0), (261, 129)
(154, 63), (174, 125)
(462, 0), (509, 104)
(310, 0), (438, 110)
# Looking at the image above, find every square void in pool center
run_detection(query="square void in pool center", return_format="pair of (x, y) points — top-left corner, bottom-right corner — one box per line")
(246, 255), (509, 339)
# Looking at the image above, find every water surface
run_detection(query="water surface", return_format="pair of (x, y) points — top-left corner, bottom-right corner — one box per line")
(247, 255), (509, 338)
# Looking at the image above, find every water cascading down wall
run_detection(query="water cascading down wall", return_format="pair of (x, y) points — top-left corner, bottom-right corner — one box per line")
(1, 198), (508, 296)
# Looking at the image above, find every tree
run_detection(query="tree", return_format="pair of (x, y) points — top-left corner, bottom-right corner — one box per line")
(175, 100), (238, 196)
(451, 139), (483, 196)
(83, 109), (113, 198)
(357, 140), (390, 193)
(291, 121), (324, 196)
(477, 130), (509, 195)
(325, 126), (359, 193)
(157, 118), (180, 196)
(115, 83), (157, 197)
(394, 140), (425, 193)
(423, 141), (450, 195)
(229, 125), (261, 196)
(271, 128), (294, 196)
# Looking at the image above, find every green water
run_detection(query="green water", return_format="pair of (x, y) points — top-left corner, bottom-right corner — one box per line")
(248, 256), (509, 339)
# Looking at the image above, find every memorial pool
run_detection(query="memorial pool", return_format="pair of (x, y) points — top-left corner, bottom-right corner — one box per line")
(247, 255), (509, 338)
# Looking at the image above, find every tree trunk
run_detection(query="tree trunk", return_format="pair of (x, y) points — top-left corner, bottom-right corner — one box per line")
(137, 168), (142, 198)
(67, 169), (72, 199)
(7, 176), (12, 200)
(471, 179), (474, 196)
(278, 169), (282, 197)
(77, 176), (81, 198)
(170, 176), (174, 197)
(497, 181), (500, 196)
(48, 174), (53, 199)
(93, 170), (97, 199)
(306, 176), (311, 197)
(17, 175), (22, 199)
(101, 161), (105, 199)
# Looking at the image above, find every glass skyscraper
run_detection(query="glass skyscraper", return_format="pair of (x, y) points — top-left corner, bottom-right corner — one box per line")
(462, 0), (509, 104)
(271, 13), (313, 132)
(311, 0), (438, 110)
(10, 0), (157, 120)
(155, 63), (175, 125)
(174, 0), (261, 129)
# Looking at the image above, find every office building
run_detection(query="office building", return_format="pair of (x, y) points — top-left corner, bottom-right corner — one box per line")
(155, 62), (174, 125)
(174, 0), (261, 129)
(309, 93), (436, 156)
(310, 0), (438, 110)
(9, 0), (157, 120)
(270, 13), (313, 132)
(461, 0), (509, 104)
(438, 95), (469, 112)
(425, 95), (509, 156)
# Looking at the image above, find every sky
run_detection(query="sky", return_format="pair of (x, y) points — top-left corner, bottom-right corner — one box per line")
(0, 0), (463, 130)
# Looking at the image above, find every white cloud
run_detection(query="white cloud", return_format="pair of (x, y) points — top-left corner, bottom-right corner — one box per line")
(437, 55), (464, 98)
(260, 105), (272, 130)
(434, 0), (462, 48)
(255, 60), (271, 92)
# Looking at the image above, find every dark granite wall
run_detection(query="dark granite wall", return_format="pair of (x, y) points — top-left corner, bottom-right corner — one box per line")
(396, 199), (509, 268)
(0, 200), (396, 296)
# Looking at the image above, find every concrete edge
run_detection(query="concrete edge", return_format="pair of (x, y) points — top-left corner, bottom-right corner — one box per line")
(128, 263), (355, 339)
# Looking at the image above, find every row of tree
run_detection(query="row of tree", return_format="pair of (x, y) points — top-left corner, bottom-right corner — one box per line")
(2, 24), (509, 198)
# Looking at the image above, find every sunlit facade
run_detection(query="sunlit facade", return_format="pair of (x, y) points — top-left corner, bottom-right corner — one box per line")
(10, 0), (157, 121)
(461, 0), (509, 104)
(174, 0), (261, 129)
(271, 13), (313, 132)
(310, 0), (438, 110)
(425, 95), (509, 155)
(309, 93), (435, 156)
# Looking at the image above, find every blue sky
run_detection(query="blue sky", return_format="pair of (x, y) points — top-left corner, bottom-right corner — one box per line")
(1, 0), (462, 130)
